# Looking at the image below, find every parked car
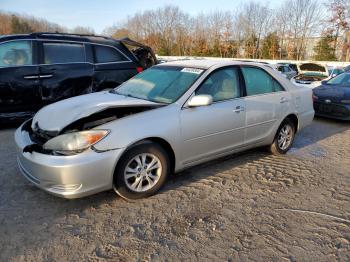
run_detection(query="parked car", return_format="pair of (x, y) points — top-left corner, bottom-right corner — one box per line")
(0, 32), (157, 121)
(275, 64), (298, 79)
(277, 62), (299, 74)
(291, 62), (329, 89)
(15, 60), (314, 199)
(313, 72), (350, 120)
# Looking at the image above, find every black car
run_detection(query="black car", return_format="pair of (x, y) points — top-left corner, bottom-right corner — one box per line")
(0, 32), (157, 120)
(313, 72), (350, 120)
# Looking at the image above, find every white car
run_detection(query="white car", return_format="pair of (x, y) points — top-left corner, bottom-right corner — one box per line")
(291, 62), (329, 89)
(15, 60), (315, 199)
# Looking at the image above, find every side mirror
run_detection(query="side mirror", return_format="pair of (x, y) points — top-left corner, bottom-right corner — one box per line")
(187, 95), (213, 107)
(321, 80), (328, 85)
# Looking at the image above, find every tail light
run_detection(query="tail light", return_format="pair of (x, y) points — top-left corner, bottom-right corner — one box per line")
(312, 94), (318, 102)
(136, 67), (143, 73)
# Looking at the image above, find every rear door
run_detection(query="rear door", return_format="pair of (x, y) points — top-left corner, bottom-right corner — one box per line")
(241, 66), (291, 145)
(0, 40), (41, 114)
(91, 44), (140, 91)
(38, 41), (93, 103)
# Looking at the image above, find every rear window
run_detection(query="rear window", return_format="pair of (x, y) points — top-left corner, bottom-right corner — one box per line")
(0, 40), (32, 67)
(43, 42), (85, 64)
(94, 45), (128, 63)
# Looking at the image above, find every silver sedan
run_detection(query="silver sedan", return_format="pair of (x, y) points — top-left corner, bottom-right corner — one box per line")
(15, 60), (314, 199)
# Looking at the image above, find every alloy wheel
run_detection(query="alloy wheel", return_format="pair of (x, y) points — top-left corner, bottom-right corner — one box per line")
(124, 153), (162, 192)
(277, 124), (293, 150)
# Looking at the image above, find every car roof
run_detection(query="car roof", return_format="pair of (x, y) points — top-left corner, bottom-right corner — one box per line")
(157, 59), (262, 69)
(0, 32), (121, 46)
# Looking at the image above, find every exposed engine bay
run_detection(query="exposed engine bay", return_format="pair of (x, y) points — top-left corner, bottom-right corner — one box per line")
(294, 74), (327, 82)
(22, 105), (162, 154)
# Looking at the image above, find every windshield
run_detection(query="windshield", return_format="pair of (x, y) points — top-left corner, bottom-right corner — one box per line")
(326, 73), (350, 86)
(113, 66), (204, 104)
(328, 68), (344, 75)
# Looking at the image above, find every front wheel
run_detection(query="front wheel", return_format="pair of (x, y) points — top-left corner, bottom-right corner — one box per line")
(269, 119), (295, 155)
(113, 142), (170, 200)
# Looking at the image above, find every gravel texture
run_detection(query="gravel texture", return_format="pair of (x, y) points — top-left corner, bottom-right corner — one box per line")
(0, 118), (349, 261)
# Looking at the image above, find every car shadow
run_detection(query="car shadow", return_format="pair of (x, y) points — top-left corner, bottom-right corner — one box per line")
(291, 116), (349, 150)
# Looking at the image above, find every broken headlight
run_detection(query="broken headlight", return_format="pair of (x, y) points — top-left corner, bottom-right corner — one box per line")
(43, 130), (109, 155)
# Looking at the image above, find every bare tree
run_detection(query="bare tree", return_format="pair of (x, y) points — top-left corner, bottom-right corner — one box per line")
(279, 0), (323, 60)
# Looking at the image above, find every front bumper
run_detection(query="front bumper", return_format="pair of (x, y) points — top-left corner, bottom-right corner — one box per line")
(314, 102), (350, 121)
(15, 124), (124, 199)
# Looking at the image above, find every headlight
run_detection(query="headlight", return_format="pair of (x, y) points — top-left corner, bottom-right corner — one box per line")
(341, 99), (350, 104)
(43, 130), (109, 154)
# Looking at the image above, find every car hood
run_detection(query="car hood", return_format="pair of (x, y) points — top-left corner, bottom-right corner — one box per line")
(297, 63), (328, 76)
(313, 85), (350, 102)
(32, 91), (159, 132)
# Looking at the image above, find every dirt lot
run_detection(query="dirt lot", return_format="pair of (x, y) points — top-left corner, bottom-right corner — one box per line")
(0, 118), (349, 261)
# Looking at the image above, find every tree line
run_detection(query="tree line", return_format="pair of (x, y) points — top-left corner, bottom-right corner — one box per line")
(1, 0), (350, 61)
(0, 11), (95, 36)
(105, 0), (350, 61)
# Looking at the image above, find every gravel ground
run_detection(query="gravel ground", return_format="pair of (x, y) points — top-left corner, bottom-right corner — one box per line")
(0, 118), (349, 261)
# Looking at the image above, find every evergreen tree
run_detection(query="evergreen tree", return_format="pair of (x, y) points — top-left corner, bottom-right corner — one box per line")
(261, 32), (280, 59)
(313, 36), (337, 61)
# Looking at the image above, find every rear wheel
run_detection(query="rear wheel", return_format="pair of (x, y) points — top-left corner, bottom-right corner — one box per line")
(113, 142), (170, 200)
(269, 119), (295, 155)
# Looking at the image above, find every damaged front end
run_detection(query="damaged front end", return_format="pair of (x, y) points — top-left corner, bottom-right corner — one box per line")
(21, 105), (161, 156)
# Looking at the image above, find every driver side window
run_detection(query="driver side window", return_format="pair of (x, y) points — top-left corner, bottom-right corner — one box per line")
(196, 67), (240, 102)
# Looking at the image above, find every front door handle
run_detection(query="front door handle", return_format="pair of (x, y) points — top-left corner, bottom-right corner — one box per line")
(280, 97), (289, 103)
(24, 75), (39, 79)
(233, 106), (245, 113)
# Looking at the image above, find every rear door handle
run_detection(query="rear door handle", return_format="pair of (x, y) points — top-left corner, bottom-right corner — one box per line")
(233, 106), (245, 113)
(39, 74), (53, 79)
(280, 97), (289, 103)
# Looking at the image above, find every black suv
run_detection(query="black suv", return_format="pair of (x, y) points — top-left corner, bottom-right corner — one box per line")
(0, 32), (157, 120)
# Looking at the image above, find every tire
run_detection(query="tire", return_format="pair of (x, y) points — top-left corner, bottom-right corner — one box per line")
(269, 118), (295, 155)
(113, 142), (170, 200)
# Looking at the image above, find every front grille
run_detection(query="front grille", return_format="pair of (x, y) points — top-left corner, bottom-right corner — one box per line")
(22, 119), (54, 146)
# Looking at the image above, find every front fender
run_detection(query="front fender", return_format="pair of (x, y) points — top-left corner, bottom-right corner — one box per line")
(93, 104), (180, 152)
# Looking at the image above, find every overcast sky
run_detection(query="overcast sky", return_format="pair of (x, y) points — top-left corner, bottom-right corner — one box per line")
(0, 0), (282, 33)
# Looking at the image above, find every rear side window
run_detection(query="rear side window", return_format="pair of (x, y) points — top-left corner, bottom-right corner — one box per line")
(43, 42), (85, 64)
(241, 67), (284, 96)
(0, 40), (32, 67)
(94, 45), (128, 63)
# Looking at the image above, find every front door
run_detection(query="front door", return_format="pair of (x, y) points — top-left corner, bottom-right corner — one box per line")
(180, 67), (246, 165)
(0, 40), (41, 115)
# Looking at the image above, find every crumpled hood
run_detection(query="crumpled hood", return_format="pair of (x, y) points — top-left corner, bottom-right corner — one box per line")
(297, 63), (328, 76)
(32, 91), (158, 132)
